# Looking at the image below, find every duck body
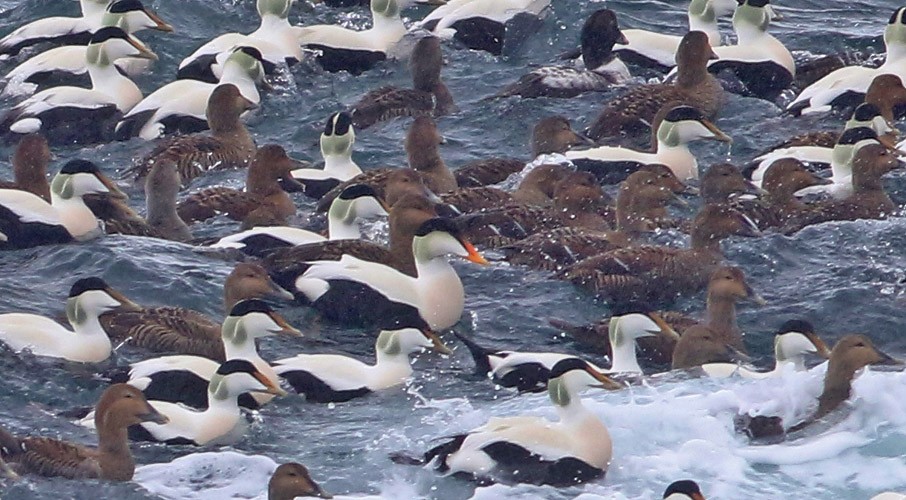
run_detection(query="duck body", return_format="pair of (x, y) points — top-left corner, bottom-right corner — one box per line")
(0, 0), (108, 58)
(418, 0), (551, 56)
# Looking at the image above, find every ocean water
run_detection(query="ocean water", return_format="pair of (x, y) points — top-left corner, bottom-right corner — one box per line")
(0, 0), (905, 498)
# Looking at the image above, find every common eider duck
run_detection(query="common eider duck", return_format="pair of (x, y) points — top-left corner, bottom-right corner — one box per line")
(0, 27), (157, 144)
(143, 159), (192, 241)
(493, 9), (630, 99)
(274, 328), (450, 403)
(417, 0), (551, 56)
(0, 277), (139, 363)
(289, 112), (363, 199)
(268, 463), (332, 500)
(0, 0), (110, 58)
(0, 384), (167, 481)
(0, 133), (52, 202)
(116, 46), (267, 140)
(748, 158), (830, 229)
(866, 73), (906, 121)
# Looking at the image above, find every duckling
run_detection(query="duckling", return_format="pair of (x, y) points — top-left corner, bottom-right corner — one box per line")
(128, 84), (257, 184)
(268, 463), (332, 500)
(702, 319), (831, 378)
(176, 145), (302, 227)
(417, 0), (551, 56)
(290, 112), (363, 199)
(0, 277), (139, 363)
(116, 46), (267, 140)
(274, 328), (450, 403)
(99, 263), (294, 360)
(144, 160), (192, 242)
(586, 31), (724, 140)
(0, 384), (167, 481)
(0, 134), (52, 202)
(569, 105), (732, 182)
(351, 36), (456, 129)
(0, 27), (157, 145)
(663, 479), (707, 500)
(561, 206), (761, 304)
(411, 358), (620, 486)
(0, 159), (126, 249)
(787, 7), (906, 116)
(493, 9), (629, 99)
(0, 0), (109, 58)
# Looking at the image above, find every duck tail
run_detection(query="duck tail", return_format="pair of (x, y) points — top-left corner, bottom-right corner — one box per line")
(451, 331), (495, 375)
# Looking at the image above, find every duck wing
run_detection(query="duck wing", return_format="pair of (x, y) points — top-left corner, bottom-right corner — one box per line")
(586, 83), (674, 139)
(453, 157), (525, 188)
(4, 433), (100, 479)
(441, 187), (514, 214)
(502, 228), (627, 272)
(100, 308), (224, 361)
(128, 135), (253, 184)
(83, 195), (158, 237)
(350, 86), (435, 130)
(264, 239), (394, 293)
(176, 187), (260, 223)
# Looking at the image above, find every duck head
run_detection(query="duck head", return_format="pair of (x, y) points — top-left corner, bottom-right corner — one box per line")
(102, 0), (173, 33)
(51, 159), (126, 201)
(866, 74), (906, 122)
(707, 266), (766, 305)
(207, 83), (257, 131)
(330, 184), (390, 226)
(321, 112), (356, 159)
(663, 479), (706, 500)
(66, 277), (141, 327)
(224, 263), (294, 312)
(225, 46), (268, 86)
(547, 358), (623, 407)
(762, 158), (831, 199)
(671, 326), (747, 369)
(847, 103), (897, 139)
(655, 106), (731, 148)
(95, 384), (169, 431)
(376, 327), (451, 356)
(86, 26), (157, 66)
(580, 9), (628, 70)
(553, 171), (612, 213)
(638, 164), (690, 194)
(268, 463), (332, 500)
(412, 217), (487, 265)
(886, 7), (906, 62)
(773, 319), (831, 369)
(700, 163), (762, 202)
(851, 142), (904, 189)
(222, 299), (302, 346)
(209, 359), (287, 400)
(533, 116), (593, 156)
(371, 0), (402, 20)
(257, 0), (293, 19)
(732, 0), (774, 39)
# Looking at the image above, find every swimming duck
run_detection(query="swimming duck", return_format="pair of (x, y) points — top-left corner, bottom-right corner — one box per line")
(292, 217), (487, 331)
(178, 0), (301, 82)
(615, 0), (736, 70)
(750, 158), (831, 229)
(0, 384), (167, 481)
(290, 112), (363, 199)
(417, 0), (551, 56)
(268, 463), (332, 500)
(0, 277), (139, 363)
(176, 144), (302, 227)
(83, 192), (159, 237)
(787, 7), (906, 116)
(569, 105), (732, 182)
(351, 36), (456, 129)
(698, 163), (761, 204)
(704, 0), (793, 101)
(116, 46), (267, 140)
(2, 0), (173, 97)
(99, 264), (293, 360)
(273, 328), (450, 403)
(0, 133), (52, 202)
(297, 0), (407, 74)
(702, 319), (831, 378)
(115, 299), (301, 411)
(414, 358), (619, 486)
(493, 9), (629, 99)
(0, 159), (125, 249)
(0, 27), (156, 144)
(586, 31), (724, 140)
(144, 159), (192, 241)
(0, 0), (109, 58)
(128, 84), (257, 184)
(866, 74), (906, 121)
(561, 206), (760, 304)
(781, 144), (902, 234)
(663, 479), (707, 500)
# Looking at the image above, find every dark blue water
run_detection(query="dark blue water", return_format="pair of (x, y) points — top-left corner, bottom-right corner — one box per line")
(0, 0), (905, 498)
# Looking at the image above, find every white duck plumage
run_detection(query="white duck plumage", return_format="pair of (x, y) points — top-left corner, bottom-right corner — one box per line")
(788, 7), (906, 115)
(702, 322), (831, 379)
(0, 0), (109, 58)
(418, 0), (550, 55)
(290, 112), (363, 197)
(0, 278), (138, 363)
(273, 328), (450, 402)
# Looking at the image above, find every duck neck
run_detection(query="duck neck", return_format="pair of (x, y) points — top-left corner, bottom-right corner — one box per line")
(371, 13), (405, 41)
(223, 335), (263, 366)
(95, 421), (135, 481)
(373, 350), (414, 385)
(688, 0), (720, 44)
(676, 55), (710, 88)
(765, 185), (805, 212)
(704, 293), (737, 335)
(15, 161), (50, 202)
(327, 201), (362, 240)
(51, 193), (101, 240)
(246, 169), (280, 198)
(146, 178), (191, 242)
(816, 366), (859, 419)
(554, 394), (592, 426)
(219, 64), (260, 105)
(323, 152), (358, 178)
(87, 59), (139, 110)
(830, 144), (854, 181)
(609, 333), (642, 373)
(207, 387), (242, 413)
(885, 40), (906, 65)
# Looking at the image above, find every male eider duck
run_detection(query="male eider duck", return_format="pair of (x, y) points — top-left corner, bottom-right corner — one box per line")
(0, 27), (157, 144)
(268, 463), (333, 500)
(569, 105), (731, 182)
(0, 0), (109, 58)
(0, 133), (52, 201)
(586, 31), (724, 140)
(787, 7), (906, 116)
(417, 0), (551, 56)
(297, 0), (408, 74)
(664, 479), (707, 500)
(128, 84), (257, 184)
(0, 384), (167, 481)
(0, 159), (126, 249)
(2, 0), (173, 96)
(493, 9), (630, 99)
(290, 112), (363, 199)
(116, 46), (267, 140)
(413, 358), (619, 486)
(274, 328), (450, 403)
(350, 36), (456, 129)
(178, 0), (301, 82)
(0, 277), (139, 363)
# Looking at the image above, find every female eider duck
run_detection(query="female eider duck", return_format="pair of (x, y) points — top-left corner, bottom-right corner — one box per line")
(0, 27), (156, 144)
(0, 133), (52, 202)
(747, 158), (831, 229)
(116, 46), (267, 140)
(290, 112), (363, 199)
(297, 0), (408, 74)
(0, 384), (167, 481)
(586, 31), (724, 140)
(293, 217), (488, 331)
(493, 9), (629, 99)
(143, 159), (192, 241)
(0, 159), (126, 249)
(350, 36), (456, 129)
(701, 319), (831, 378)
(787, 7), (906, 116)
(128, 84), (257, 184)
(0, 277), (139, 363)
(417, 0), (551, 56)
(2, 0), (173, 96)
(268, 463), (332, 500)
(273, 328), (450, 403)
(568, 105), (732, 182)
(413, 358), (619, 486)
(0, 0), (109, 58)
(114, 299), (301, 411)
(178, 0), (301, 82)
